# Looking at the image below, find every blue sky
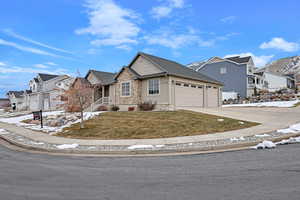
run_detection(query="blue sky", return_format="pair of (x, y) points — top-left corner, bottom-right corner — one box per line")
(1, 0), (300, 97)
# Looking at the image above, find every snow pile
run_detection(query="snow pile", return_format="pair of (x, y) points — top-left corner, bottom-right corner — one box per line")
(55, 143), (79, 149)
(0, 128), (9, 135)
(277, 123), (300, 134)
(223, 100), (299, 108)
(255, 134), (270, 137)
(0, 111), (102, 134)
(127, 145), (154, 150)
(252, 140), (276, 149)
(275, 136), (300, 145)
(230, 136), (245, 142)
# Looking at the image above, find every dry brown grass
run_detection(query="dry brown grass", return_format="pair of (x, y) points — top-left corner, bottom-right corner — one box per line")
(56, 110), (259, 139)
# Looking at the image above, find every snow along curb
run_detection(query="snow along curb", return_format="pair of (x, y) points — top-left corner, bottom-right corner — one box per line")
(1, 128), (300, 156)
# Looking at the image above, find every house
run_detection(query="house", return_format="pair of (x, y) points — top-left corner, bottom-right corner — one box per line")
(7, 73), (74, 111)
(0, 98), (10, 108)
(6, 91), (28, 111)
(85, 52), (223, 111)
(188, 56), (256, 98)
(255, 70), (295, 92)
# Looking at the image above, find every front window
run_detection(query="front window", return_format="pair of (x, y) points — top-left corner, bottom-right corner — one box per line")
(121, 82), (131, 96)
(148, 79), (160, 95)
(220, 67), (227, 74)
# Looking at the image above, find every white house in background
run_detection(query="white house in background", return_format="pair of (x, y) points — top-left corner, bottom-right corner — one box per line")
(254, 71), (294, 92)
(7, 73), (74, 111)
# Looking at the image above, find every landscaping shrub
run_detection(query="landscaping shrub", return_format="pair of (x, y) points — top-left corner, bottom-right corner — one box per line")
(98, 105), (108, 111)
(66, 105), (81, 112)
(138, 101), (156, 111)
(128, 106), (135, 111)
(111, 105), (120, 111)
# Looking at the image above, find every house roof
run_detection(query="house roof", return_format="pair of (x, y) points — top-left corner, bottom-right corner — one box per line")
(38, 73), (59, 81)
(85, 70), (116, 85)
(226, 56), (251, 64)
(7, 91), (24, 98)
(136, 52), (222, 85)
(187, 61), (206, 70)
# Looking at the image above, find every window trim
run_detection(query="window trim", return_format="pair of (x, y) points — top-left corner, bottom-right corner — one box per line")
(120, 81), (131, 97)
(220, 67), (227, 74)
(147, 78), (160, 96)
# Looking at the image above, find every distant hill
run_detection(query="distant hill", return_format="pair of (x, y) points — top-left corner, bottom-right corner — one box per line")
(260, 56), (300, 75)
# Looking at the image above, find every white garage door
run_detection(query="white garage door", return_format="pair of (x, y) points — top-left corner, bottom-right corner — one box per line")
(175, 84), (204, 107)
(206, 86), (219, 107)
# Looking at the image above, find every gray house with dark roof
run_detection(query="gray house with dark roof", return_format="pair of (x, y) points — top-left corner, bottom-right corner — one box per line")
(188, 56), (257, 98)
(85, 52), (223, 111)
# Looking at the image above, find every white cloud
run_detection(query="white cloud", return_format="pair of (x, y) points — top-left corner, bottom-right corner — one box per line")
(0, 65), (67, 75)
(76, 0), (140, 49)
(0, 62), (6, 66)
(0, 38), (67, 58)
(220, 16), (237, 24)
(170, 0), (184, 8)
(224, 52), (274, 67)
(260, 37), (300, 52)
(34, 64), (49, 69)
(151, 0), (185, 19)
(3, 29), (74, 54)
(151, 6), (172, 19)
(144, 28), (229, 49)
(45, 62), (57, 66)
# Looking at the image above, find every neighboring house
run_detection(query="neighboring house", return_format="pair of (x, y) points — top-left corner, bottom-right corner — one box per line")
(188, 56), (256, 98)
(255, 71), (295, 92)
(0, 98), (10, 108)
(6, 91), (28, 111)
(85, 52), (223, 111)
(7, 73), (74, 111)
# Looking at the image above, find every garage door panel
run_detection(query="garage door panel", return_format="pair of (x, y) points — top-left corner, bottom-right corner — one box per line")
(175, 85), (204, 107)
(207, 87), (219, 107)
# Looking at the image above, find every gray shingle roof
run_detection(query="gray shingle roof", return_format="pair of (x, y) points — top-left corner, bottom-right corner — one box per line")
(138, 52), (222, 85)
(7, 91), (24, 98)
(86, 70), (116, 85)
(38, 73), (59, 81)
(187, 61), (206, 70)
(226, 56), (251, 64)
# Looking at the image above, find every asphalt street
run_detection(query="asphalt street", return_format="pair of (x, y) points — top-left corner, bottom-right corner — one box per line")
(0, 142), (300, 200)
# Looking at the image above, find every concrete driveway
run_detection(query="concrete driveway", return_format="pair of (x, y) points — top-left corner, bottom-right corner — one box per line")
(186, 106), (300, 135)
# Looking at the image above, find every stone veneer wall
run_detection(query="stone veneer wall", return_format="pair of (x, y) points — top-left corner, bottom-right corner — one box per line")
(115, 68), (142, 110)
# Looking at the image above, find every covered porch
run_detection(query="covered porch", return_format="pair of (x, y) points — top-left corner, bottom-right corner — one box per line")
(93, 84), (110, 105)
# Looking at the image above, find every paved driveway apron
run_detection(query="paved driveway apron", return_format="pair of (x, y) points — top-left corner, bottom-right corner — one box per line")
(187, 106), (300, 132)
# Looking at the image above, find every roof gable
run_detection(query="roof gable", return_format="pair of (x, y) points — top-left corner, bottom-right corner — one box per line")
(85, 70), (116, 85)
(226, 56), (251, 64)
(38, 73), (59, 81)
(132, 52), (222, 85)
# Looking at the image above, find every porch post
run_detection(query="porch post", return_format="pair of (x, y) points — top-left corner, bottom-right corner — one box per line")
(102, 86), (105, 99)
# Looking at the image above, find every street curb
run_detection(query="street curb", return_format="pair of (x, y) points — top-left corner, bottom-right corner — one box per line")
(1, 132), (300, 157)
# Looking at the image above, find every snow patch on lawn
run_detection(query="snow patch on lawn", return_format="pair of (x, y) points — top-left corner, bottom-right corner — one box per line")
(0, 128), (9, 135)
(252, 140), (276, 149)
(55, 143), (79, 149)
(277, 123), (300, 134)
(0, 111), (102, 134)
(223, 100), (299, 108)
(127, 145), (154, 150)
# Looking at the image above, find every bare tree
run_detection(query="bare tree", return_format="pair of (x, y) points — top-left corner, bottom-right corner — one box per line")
(63, 78), (93, 129)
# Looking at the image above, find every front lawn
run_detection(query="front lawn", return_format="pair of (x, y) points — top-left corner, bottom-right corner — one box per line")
(56, 110), (259, 139)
